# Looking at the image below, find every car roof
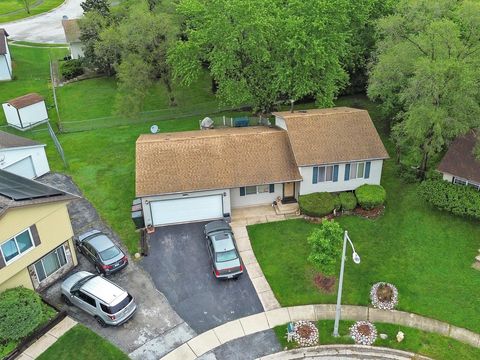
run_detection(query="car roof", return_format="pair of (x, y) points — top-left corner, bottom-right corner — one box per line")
(81, 276), (126, 305)
(205, 220), (231, 235)
(212, 234), (235, 253)
(87, 234), (115, 252)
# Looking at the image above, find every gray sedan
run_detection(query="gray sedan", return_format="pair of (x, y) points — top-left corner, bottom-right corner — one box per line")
(76, 230), (128, 275)
(205, 220), (243, 279)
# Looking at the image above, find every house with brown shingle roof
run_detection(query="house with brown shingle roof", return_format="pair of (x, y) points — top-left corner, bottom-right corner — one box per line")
(135, 107), (389, 227)
(2, 93), (48, 130)
(438, 130), (480, 190)
(62, 19), (84, 59)
(0, 28), (12, 81)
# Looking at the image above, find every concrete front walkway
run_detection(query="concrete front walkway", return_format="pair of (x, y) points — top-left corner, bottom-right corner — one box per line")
(18, 316), (77, 359)
(0, 0), (83, 43)
(160, 305), (480, 360)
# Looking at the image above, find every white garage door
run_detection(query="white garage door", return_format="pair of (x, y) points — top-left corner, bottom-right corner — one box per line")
(150, 195), (224, 226)
(3, 156), (36, 179)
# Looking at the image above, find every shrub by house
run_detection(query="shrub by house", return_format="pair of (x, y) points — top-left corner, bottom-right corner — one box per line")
(299, 192), (340, 217)
(355, 184), (386, 210)
(339, 192), (357, 211)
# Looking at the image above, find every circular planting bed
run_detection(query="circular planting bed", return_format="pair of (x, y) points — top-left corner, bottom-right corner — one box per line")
(370, 282), (398, 310)
(292, 320), (319, 347)
(349, 321), (377, 345)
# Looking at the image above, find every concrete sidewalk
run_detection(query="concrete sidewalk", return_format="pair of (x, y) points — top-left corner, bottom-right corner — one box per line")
(160, 305), (480, 359)
(18, 316), (77, 359)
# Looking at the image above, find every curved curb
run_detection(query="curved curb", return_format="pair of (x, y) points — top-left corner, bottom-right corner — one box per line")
(0, 0), (68, 26)
(257, 344), (433, 360)
(160, 305), (480, 360)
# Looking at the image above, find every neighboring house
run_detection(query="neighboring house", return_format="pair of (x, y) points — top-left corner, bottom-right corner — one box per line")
(0, 170), (79, 292)
(0, 28), (12, 81)
(135, 107), (389, 227)
(2, 93), (49, 130)
(0, 131), (50, 179)
(437, 130), (480, 191)
(62, 19), (84, 59)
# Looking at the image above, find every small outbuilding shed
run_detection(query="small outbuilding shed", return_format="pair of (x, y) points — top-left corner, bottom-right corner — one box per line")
(2, 93), (49, 130)
(0, 130), (50, 179)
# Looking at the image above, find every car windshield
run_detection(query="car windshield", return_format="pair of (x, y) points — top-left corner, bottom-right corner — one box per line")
(99, 246), (121, 261)
(216, 249), (238, 262)
(101, 294), (133, 314)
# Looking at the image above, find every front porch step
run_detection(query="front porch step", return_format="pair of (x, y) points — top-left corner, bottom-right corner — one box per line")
(274, 201), (300, 216)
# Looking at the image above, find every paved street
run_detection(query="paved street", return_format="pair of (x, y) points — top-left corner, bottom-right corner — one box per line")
(0, 0), (83, 43)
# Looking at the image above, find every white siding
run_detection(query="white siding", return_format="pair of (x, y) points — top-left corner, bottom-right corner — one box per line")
(441, 172), (454, 183)
(230, 183), (283, 208)
(142, 189), (231, 227)
(2, 103), (20, 127)
(0, 145), (50, 179)
(70, 42), (84, 59)
(17, 102), (48, 128)
(298, 160), (384, 195)
(275, 116), (287, 130)
(0, 36), (12, 81)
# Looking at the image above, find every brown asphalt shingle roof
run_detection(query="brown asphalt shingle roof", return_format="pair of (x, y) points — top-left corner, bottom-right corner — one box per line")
(62, 19), (81, 43)
(438, 131), (480, 184)
(7, 93), (44, 109)
(273, 107), (389, 166)
(0, 29), (8, 55)
(136, 127), (302, 196)
(0, 131), (42, 149)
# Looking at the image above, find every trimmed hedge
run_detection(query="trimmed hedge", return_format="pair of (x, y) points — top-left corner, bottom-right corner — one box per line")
(339, 192), (357, 211)
(60, 59), (84, 80)
(355, 184), (386, 210)
(299, 192), (340, 217)
(418, 180), (480, 219)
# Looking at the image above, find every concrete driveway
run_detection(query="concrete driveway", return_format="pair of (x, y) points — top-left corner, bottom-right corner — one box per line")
(38, 173), (194, 358)
(0, 0), (83, 43)
(140, 222), (264, 333)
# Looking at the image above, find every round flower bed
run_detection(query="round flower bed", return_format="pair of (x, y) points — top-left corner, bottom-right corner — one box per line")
(292, 320), (319, 347)
(370, 282), (399, 310)
(349, 321), (377, 345)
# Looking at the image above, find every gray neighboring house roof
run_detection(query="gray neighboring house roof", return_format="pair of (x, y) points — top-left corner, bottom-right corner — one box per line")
(62, 19), (81, 43)
(0, 28), (8, 55)
(0, 130), (43, 150)
(438, 130), (480, 183)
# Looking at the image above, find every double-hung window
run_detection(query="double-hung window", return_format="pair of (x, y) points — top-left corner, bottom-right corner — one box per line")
(453, 177), (480, 191)
(312, 165), (339, 183)
(345, 161), (371, 181)
(241, 184), (274, 196)
(34, 245), (67, 282)
(1, 229), (34, 264)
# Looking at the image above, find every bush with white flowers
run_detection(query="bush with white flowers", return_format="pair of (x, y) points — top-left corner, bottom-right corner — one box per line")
(292, 320), (319, 347)
(349, 321), (377, 345)
(370, 282), (398, 310)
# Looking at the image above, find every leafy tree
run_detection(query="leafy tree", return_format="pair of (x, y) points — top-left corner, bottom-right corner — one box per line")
(81, 0), (110, 17)
(368, 0), (480, 176)
(307, 220), (344, 276)
(169, 0), (368, 112)
(79, 11), (112, 74)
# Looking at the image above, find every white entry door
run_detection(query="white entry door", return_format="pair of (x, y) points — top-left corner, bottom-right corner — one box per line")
(150, 195), (224, 226)
(3, 156), (36, 179)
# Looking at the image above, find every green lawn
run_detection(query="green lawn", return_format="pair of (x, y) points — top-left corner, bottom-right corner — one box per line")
(0, 44), (67, 125)
(274, 321), (480, 360)
(37, 324), (128, 360)
(0, 0), (65, 23)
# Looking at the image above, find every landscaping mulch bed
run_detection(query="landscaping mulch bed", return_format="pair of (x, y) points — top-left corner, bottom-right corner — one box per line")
(313, 273), (336, 293)
(353, 206), (385, 219)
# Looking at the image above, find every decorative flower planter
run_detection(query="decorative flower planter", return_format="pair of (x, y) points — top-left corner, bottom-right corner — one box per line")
(370, 282), (399, 310)
(292, 320), (319, 347)
(349, 321), (377, 345)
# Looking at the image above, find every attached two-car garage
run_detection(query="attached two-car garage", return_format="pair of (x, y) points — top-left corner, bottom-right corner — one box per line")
(149, 194), (224, 226)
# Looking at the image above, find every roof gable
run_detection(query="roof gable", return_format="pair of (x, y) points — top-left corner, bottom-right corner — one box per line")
(0, 130), (42, 149)
(7, 93), (44, 109)
(438, 131), (480, 183)
(135, 127), (302, 196)
(62, 19), (81, 43)
(273, 107), (389, 166)
(0, 28), (8, 55)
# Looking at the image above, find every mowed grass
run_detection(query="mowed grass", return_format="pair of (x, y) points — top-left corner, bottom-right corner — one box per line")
(249, 141), (480, 332)
(274, 321), (480, 360)
(0, 0), (64, 23)
(37, 324), (128, 360)
(0, 44), (68, 125)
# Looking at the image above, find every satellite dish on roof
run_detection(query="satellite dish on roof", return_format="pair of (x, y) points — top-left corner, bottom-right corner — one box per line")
(150, 125), (159, 134)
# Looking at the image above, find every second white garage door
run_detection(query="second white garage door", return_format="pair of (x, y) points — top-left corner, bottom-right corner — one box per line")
(150, 195), (224, 226)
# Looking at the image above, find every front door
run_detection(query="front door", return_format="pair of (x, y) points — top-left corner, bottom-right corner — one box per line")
(283, 182), (295, 200)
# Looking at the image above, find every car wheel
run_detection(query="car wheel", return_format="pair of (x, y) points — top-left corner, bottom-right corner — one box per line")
(62, 294), (72, 306)
(95, 316), (107, 327)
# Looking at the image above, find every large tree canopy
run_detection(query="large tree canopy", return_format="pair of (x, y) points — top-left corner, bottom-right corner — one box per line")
(368, 0), (480, 175)
(169, 0), (375, 112)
